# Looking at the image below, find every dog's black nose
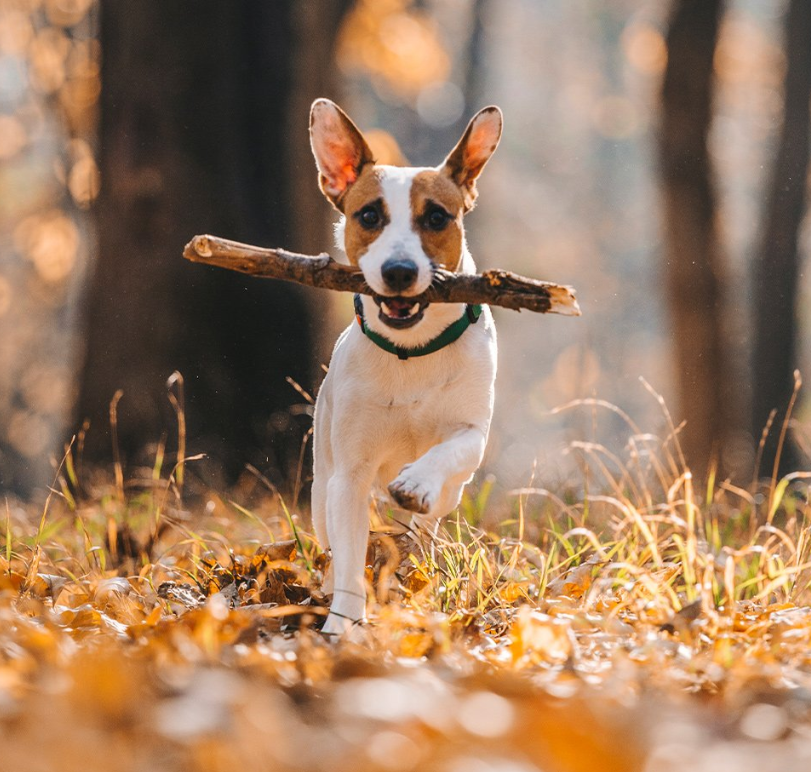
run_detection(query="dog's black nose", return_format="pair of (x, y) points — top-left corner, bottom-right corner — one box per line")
(381, 258), (418, 292)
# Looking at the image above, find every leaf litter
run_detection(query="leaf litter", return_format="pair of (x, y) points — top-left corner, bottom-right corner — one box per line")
(4, 405), (811, 770)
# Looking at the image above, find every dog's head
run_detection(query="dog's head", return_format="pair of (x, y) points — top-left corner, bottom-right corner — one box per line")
(309, 99), (502, 330)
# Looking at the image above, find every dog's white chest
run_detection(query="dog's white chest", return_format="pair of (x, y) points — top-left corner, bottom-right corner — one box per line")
(321, 308), (496, 471)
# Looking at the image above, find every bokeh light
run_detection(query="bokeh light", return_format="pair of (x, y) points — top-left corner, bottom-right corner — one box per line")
(0, 0), (96, 491)
(338, 0), (451, 100)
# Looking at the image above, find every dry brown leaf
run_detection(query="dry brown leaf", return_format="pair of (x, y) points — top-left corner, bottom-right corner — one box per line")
(254, 540), (297, 566)
(157, 581), (205, 611)
(546, 555), (603, 599)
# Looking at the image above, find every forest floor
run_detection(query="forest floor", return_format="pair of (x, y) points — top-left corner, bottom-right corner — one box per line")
(4, 401), (811, 771)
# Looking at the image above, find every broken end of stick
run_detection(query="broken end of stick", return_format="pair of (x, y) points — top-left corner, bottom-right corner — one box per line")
(482, 269), (582, 316)
(184, 234), (213, 260)
(549, 285), (582, 316)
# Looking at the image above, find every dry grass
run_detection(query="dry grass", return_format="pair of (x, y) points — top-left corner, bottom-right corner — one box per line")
(3, 389), (811, 771)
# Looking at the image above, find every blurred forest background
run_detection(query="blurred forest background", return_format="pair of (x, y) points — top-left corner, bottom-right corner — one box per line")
(1, 0), (810, 501)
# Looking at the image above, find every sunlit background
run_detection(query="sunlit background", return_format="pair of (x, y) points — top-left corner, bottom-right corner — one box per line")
(0, 0), (98, 493)
(0, 0), (808, 499)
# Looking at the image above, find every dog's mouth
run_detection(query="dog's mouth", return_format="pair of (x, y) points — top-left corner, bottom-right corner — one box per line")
(374, 295), (429, 329)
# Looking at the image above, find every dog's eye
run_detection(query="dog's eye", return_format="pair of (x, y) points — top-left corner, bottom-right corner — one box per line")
(425, 207), (450, 231)
(358, 206), (381, 229)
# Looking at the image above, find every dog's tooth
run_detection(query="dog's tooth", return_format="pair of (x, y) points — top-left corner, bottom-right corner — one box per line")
(381, 302), (394, 316)
(406, 303), (420, 317)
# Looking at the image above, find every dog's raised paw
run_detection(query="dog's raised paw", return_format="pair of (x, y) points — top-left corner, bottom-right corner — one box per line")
(388, 474), (437, 514)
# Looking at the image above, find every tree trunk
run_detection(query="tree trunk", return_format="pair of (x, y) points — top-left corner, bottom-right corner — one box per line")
(0, 6), (97, 497)
(752, 0), (811, 477)
(659, 0), (728, 478)
(76, 1), (349, 489)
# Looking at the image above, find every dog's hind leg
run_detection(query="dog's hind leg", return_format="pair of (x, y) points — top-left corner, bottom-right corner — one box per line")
(311, 475), (328, 548)
(311, 385), (337, 596)
(311, 470), (333, 595)
(311, 380), (334, 593)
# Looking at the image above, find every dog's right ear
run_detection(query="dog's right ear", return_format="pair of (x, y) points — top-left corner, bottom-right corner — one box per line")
(310, 99), (375, 209)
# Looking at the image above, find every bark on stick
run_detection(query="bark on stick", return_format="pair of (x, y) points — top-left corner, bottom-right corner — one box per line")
(183, 234), (581, 316)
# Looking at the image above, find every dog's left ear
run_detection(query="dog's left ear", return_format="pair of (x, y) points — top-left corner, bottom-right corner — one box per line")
(310, 98), (375, 209)
(442, 106), (503, 210)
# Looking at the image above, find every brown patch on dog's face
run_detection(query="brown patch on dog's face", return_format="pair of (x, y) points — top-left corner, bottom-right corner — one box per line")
(341, 166), (388, 266)
(409, 170), (465, 271)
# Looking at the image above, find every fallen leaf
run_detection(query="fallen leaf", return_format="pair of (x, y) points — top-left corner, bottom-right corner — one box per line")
(546, 556), (603, 599)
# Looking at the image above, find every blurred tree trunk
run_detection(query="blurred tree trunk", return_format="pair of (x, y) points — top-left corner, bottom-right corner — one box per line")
(659, 0), (729, 478)
(463, 0), (487, 112)
(0, 7), (97, 497)
(76, 1), (350, 489)
(433, 0), (487, 159)
(751, 0), (811, 477)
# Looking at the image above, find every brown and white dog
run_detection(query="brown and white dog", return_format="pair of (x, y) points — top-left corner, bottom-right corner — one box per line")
(309, 99), (502, 635)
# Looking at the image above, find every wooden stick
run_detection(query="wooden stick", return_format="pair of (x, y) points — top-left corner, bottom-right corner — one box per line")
(183, 234), (581, 316)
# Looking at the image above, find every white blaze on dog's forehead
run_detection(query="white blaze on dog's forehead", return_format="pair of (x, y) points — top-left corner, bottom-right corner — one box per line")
(356, 165), (435, 297)
(377, 165), (431, 222)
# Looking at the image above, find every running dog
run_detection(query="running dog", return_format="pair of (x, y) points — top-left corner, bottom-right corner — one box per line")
(309, 99), (501, 635)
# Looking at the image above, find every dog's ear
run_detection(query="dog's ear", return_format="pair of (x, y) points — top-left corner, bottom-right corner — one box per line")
(441, 106), (502, 210)
(310, 99), (375, 209)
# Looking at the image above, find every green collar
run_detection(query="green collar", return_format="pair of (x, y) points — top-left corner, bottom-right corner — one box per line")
(354, 294), (482, 360)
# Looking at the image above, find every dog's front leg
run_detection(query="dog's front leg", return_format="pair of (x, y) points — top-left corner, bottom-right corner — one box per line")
(388, 426), (487, 517)
(322, 470), (373, 636)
